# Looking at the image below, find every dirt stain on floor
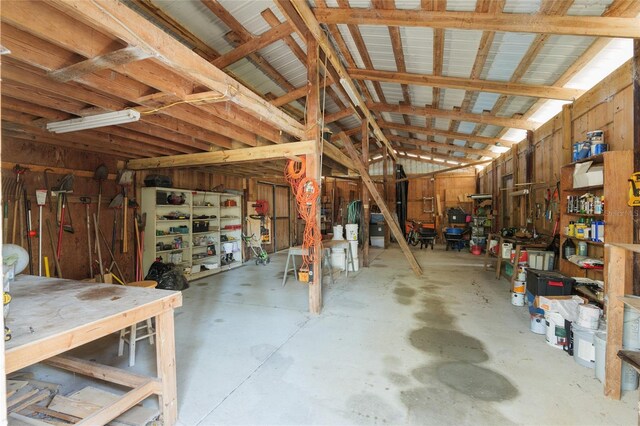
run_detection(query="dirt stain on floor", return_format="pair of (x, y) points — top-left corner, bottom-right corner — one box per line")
(76, 286), (125, 301)
(436, 362), (519, 401)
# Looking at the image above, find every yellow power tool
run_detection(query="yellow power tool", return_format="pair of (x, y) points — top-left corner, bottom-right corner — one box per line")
(629, 172), (640, 207)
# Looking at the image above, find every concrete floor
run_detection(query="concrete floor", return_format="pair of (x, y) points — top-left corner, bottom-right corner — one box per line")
(27, 244), (636, 425)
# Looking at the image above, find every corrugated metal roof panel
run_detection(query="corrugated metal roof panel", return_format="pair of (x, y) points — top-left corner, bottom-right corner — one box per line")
(410, 85), (434, 108)
(443, 29), (483, 78)
(457, 122), (477, 134)
(446, 0), (479, 12)
(483, 32), (536, 81)
(379, 82), (405, 105)
(434, 118), (451, 130)
(498, 96), (537, 117)
(472, 92), (501, 114)
(226, 59), (286, 96)
(567, 0), (614, 16)
(358, 25), (397, 71)
(520, 35), (595, 86)
(479, 125), (502, 138)
(403, 27), (434, 74)
(503, 0), (541, 14)
(441, 88), (466, 109)
(336, 24), (366, 69)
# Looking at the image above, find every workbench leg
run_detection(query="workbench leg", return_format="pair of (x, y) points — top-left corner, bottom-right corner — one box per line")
(156, 310), (178, 425)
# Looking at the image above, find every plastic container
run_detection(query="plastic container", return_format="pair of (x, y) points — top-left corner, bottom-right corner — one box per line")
(577, 241), (588, 256)
(501, 243), (513, 259)
(526, 269), (575, 296)
(332, 225), (344, 240)
(330, 250), (346, 271)
(594, 332), (639, 391)
(572, 324), (596, 369)
(577, 304), (601, 330)
(623, 306), (640, 348)
(348, 241), (359, 259)
(345, 224), (358, 241)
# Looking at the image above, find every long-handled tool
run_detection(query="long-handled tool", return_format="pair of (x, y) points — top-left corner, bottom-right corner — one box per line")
(12, 165), (27, 243)
(23, 189), (34, 275)
(53, 174), (75, 260)
(43, 168), (53, 212)
(80, 196), (93, 278)
(98, 226), (127, 285)
(117, 169), (134, 253)
(45, 219), (62, 278)
(93, 213), (105, 282)
(35, 190), (47, 276)
(93, 164), (108, 252)
(109, 193), (123, 255)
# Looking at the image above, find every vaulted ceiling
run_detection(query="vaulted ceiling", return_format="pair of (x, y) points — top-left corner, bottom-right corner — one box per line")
(1, 0), (639, 176)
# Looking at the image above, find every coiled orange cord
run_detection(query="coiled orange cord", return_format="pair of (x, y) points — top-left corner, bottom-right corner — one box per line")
(285, 157), (322, 272)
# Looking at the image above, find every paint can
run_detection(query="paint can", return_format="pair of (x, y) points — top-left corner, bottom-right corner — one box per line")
(513, 280), (526, 294)
(517, 268), (527, 282)
(488, 239), (499, 255)
(594, 332), (639, 390)
(591, 143), (608, 156)
(572, 142), (581, 162)
(545, 312), (567, 349)
(345, 224), (358, 241)
(577, 304), (601, 330)
(511, 292), (525, 307)
(572, 323), (596, 369)
(577, 141), (591, 160)
(531, 314), (546, 335)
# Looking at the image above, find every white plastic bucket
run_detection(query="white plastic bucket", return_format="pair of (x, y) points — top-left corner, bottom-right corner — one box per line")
(545, 312), (567, 349)
(572, 324), (596, 369)
(511, 292), (525, 306)
(348, 257), (359, 272)
(348, 241), (359, 259)
(594, 332), (639, 391)
(577, 304), (601, 330)
(332, 225), (344, 240)
(501, 243), (513, 259)
(531, 314), (546, 334)
(330, 251), (346, 271)
(623, 307), (640, 348)
(345, 224), (358, 241)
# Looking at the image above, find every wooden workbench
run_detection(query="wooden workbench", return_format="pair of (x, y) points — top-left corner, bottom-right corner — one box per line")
(4, 276), (182, 425)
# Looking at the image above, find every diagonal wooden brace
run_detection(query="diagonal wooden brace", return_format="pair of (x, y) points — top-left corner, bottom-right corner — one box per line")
(339, 133), (423, 277)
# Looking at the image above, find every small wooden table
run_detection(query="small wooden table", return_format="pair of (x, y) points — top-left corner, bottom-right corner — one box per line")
(4, 276), (182, 425)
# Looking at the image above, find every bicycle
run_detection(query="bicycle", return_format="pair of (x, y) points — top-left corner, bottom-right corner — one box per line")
(241, 233), (270, 266)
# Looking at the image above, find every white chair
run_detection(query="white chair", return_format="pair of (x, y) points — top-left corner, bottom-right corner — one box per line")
(118, 281), (156, 367)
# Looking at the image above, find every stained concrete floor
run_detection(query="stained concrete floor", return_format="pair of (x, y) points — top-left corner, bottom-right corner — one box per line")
(25, 244), (637, 425)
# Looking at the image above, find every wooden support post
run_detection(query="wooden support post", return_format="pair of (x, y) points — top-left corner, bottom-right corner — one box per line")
(362, 122), (370, 267)
(155, 309), (178, 425)
(383, 147), (391, 247)
(339, 134), (422, 276)
(633, 39), (640, 294)
(306, 37), (322, 314)
(562, 103), (573, 165)
(605, 245), (630, 399)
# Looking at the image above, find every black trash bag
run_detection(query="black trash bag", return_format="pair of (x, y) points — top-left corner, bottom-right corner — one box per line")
(145, 261), (189, 291)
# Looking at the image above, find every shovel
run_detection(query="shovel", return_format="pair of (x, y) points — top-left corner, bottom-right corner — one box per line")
(93, 164), (108, 252)
(117, 169), (134, 253)
(109, 193), (123, 255)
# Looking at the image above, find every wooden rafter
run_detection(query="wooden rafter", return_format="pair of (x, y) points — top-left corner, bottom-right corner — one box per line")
(44, 0), (305, 139)
(387, 135), (498, 158)
(379, 121), (515, 148)
(348, 68), (583, 100)
(313, 8), (640, 38)
(289, 0), (398, 161)
(368, 102), (538, 130)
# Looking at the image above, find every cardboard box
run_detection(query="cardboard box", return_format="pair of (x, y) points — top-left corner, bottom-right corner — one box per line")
(534, 295), (587, 312)
(573, 161), (604, 188)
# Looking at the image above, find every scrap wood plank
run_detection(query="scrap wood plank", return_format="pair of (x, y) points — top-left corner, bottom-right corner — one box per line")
(26, 405), (82, 423)
(340, 134), (423, 276)
(8, 412), (55, 426)
(11, 390), (52, 414)
(49, 386), (158, 426)
(7, 379), (29, 396)
(8, 387), (38, 410)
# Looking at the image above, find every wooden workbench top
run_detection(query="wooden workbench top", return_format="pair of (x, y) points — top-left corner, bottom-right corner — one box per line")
(5, 276), (182, 373)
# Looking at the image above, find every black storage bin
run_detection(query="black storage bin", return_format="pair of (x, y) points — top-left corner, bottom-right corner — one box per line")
(526, 268), (575, 296)
(157, 191), (168, 205)
(447, 207), (468, 224)
(193, 220), (209, 233)
(144, 174), (173, 188)
(370, 223), (385, 237)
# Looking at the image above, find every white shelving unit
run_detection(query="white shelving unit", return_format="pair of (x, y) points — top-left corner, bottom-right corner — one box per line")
(142, 187), (244, 281)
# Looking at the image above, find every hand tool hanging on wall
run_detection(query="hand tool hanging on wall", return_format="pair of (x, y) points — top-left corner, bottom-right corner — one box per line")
(80, 196), (93, 279)
(35, 189), (47, 276)
(23, 189), (34, 275)
(116, 169), (134, 253)
(93, 164), (108, 252)
(45, 219), (62, 278)
(108, 193), (123, 255)
(11, 164), (27, 244)
(98, 226), (127, 285)
(93, 213), (105, 282)
(53, 174), (74, 260)
(43, 168), (53, 212)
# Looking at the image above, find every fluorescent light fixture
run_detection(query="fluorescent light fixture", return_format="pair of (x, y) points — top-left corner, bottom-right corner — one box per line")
(372, 154), (383, 160)
(406, 153), (418, 158)
(339, 78), (361, 107)
(419, 155), (431, 160)
(446, 160), (459, 165)
(46, 109), (140, 133)
(433, 158), (445, 163)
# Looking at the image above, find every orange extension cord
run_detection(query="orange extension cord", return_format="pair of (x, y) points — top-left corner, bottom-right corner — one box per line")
(284, 157), (321, 272)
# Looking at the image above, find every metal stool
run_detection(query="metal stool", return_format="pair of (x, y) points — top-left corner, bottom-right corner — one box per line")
(118, 280), (156, 367)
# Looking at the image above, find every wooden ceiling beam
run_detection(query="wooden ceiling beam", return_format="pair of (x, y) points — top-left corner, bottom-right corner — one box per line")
(349, 68), (583, 100)
(387, 135), (498, 158)
(45, 0), (305, 138)
(48, 46), (152, 83)
(290, 0), (397, 160)
(313, 8), (640, 38)
(212, 21), (293, 70)
(379, 121), (515, 147)
(126, 139), (316, 170)
(367, 102), (539, 130)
